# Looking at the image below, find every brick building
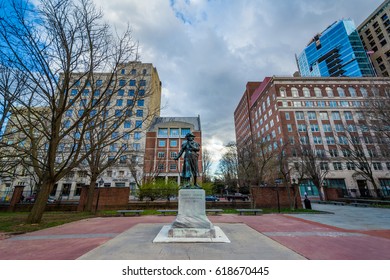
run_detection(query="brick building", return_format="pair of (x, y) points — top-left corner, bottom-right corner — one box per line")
(234, 76), (390, 198)
(143, 116), (202, 185)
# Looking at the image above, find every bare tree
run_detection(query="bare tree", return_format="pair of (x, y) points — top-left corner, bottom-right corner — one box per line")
(202, 148), (212, 182)
(0, 0), (142, 223)
(218, 142), (239, 193)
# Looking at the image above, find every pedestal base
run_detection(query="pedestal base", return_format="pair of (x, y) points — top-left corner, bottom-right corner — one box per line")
(168, 227), (216, 238)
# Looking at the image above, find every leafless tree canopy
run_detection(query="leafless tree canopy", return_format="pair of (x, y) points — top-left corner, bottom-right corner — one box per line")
(0, 0), (153, 222)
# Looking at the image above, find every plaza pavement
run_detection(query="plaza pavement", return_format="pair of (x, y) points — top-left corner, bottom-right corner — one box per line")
(0, 203), (390, 260)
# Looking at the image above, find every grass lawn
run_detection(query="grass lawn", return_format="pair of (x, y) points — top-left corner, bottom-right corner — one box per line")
(0, 208), (319, 234)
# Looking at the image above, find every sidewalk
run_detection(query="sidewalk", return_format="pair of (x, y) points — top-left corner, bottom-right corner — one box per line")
(1, 204), (390, 260)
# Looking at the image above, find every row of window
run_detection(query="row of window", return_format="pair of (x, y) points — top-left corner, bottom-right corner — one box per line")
(318, 161), (387, 171)
(69, 98), (145, 107)
(158, 139), (178, 147)
(158, 151), (178, 159)
(281, 100), (367, 108)
(72, 78), (147, 88)
(293, 110), (356, 121)
(71, 88), (146, 97)
(279, 86), (379, 98)
(157, 163), (178, 171)
(158, 128), (191, 138)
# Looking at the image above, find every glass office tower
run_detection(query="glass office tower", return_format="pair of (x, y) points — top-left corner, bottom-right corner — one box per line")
(297, 20), (375, 77)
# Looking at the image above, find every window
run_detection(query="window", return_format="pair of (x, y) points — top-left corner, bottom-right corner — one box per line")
(181, 128), (190, 137)
(285, 112), (290, 120)
(158, 140), (166, 147)
(129, 80), (136, 86)
(169, 163), (177, 170)
(83, 89), (89, 96)
(325, 87), (333, 97)
(335, 124), (344, 132)
(303, 87), (310, 97)
(137, 99), (144, 106)
(170, 140), (178, 147)
(134, 132), (141, 140)
(158, 152), (165, 158)
(319, 112), (328, 120)
(158, 128), (168, 137)
(118, 89), (124, 96)
(71, 89), (78, 95)
(323, 124), (332, 132)
(115, 110), (122, 117)
(310, 124), (319, 132)
(298, 124), (306, 132)
(158, 163), (164, 170)
(326, 136), (335, 144)
(78, 110), (84, 117)
(128, 90), (135, 96)
(291, 87), (299, 97)
(337, 87), (345, 97)
(131, 69), (136, 75)
(136, 110), (143, 117)
(111, 132), (119, 139)
(124, 121), (131, 128)
(314, 87), (322, 97)
(110, 143), (117, 152)
(329, 101), (337, 107)
(127, 99), (134, 106)
(116, 99), (123, 106)
(122, 133), (130, 140)
(139, 89), (145, 96)
(333, 162), (343, 170)
(347, 124), (357, 132)
(295, 111), (304, 120)
(135, 120), (142, 128)
(308, 111), (316, 120)
(320, 162), (329, 171)
(279, 87), (286, 97)
(360, 88), (368, 97)
(170, 128), (180, 137)
(338, 136), (348, 144)
(331, 111), (341, 120)
(119, 79), (126, 86)
(133, 143), (141, 150)
(373, 162), (383, 170)
(313, 136), (322, 144)
(348, 87), (356, 97)
(344, 111), (353, 120)
(139, 80), (146, 86)
(329, 149), (338, 157)
(287, 124), (292, 132)
(346, 162), (355, 170)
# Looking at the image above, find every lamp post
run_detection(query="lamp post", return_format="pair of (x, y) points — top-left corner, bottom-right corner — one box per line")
(95, 178), (104, 213)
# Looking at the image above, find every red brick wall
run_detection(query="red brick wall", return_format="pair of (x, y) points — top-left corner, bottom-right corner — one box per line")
(250, 186), (302, 209)
(78, 187), (130, 211)
(324, 188), (342, 201)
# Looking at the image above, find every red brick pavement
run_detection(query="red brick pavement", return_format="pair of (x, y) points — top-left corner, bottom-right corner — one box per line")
(0, 214), (389, 260)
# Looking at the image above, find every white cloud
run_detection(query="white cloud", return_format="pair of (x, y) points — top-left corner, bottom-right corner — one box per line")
(94, 0), (384, 173)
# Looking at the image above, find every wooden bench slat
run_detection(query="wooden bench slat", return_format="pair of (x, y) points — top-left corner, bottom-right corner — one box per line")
(236, 209), (263, 215)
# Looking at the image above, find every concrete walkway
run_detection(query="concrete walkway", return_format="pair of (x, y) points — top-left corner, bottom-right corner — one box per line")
(1, 204), (390, 260)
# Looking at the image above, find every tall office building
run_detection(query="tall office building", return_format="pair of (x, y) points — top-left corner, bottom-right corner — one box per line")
(234, 76), (390, 198)
(358, 0), (390, 77)
(0, 62), (162, 201)
(297, 19), (375, 77)
(143, 116), (202, 185)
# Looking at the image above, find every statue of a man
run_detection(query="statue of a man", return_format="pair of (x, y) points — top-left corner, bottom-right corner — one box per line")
(174, 132), (200, 187)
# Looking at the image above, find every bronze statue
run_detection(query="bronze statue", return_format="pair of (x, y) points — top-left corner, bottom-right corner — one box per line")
(174, 132), (200, 187)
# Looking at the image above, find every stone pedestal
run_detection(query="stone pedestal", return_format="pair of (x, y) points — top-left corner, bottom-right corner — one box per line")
(168, 189), (215, 238)
(153, 188), (230, 243)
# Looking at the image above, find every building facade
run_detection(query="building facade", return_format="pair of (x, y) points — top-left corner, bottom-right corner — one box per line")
(235, 76), (390, 198)
(297, 19), (375, 77)
(358, 0), (390, 77)
(0, 62), (161, 201)
(143, 116), (202, 185)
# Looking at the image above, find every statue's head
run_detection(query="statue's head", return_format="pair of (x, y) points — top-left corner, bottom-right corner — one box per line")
(185, 132), (195, 140)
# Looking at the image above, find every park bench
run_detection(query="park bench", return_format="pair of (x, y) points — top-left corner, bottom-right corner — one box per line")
(331, 201), (347, 206)
(117, 210), (144, 216)
(157, 209), (178, 216)
(349, 203), (370, 207)
(206, 209), (224, 215)
(236, 209), (263, 215)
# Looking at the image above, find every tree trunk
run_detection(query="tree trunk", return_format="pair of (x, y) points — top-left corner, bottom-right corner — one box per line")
(26, 180), (53, 224)
(85, 176), (98, 212)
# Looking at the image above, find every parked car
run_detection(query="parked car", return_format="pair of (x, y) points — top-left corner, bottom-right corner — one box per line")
(205, 195), (220, 202)
(25, 194), (56, 203)
(225, 193), (249, 201)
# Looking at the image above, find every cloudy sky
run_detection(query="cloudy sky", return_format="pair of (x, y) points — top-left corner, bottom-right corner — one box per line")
(94, 0), (383, 169)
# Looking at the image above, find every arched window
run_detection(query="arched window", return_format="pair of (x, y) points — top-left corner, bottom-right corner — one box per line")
(279, 87), (287, 97)
(360, 87), (368, 97)
(291, 87), (299, 97)
(325, 87), (333, 97)
(314, 87), (322, 97)
(303, 87), (310, 97)
(348, 87), (356, 97)
(337, 87), (345, 97)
